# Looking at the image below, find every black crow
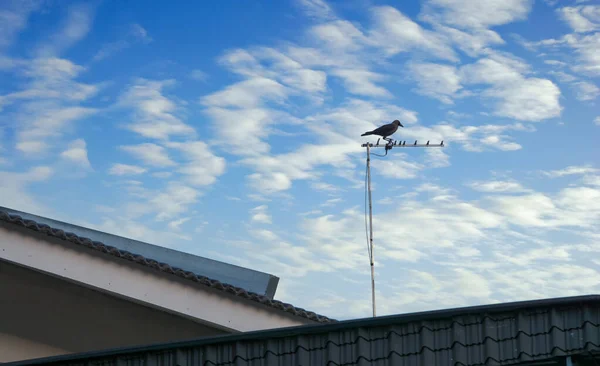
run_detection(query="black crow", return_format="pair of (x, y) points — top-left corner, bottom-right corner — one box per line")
(361, 120), (403, 141)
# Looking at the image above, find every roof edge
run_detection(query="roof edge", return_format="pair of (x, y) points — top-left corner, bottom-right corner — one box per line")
(0, 205), (279, 298)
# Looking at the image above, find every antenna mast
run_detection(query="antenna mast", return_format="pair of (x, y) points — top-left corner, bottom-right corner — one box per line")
(362, 139), (444, 318)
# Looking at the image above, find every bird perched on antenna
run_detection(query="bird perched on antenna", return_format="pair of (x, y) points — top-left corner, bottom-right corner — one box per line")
(361, 120), (403, 143)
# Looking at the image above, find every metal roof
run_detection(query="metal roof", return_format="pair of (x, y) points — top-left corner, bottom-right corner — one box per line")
(6, 295), (600, 366)
(0, 205), (278, 297)
(0, 207), (336, 324)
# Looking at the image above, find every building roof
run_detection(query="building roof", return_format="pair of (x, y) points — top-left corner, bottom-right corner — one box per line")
(0, 207), (336, 324)
(5, 294), (600, 366)
(1, 205), (280, 298)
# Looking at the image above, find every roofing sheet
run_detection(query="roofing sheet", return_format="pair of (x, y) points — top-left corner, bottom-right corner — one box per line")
(7, 295), (600, 366)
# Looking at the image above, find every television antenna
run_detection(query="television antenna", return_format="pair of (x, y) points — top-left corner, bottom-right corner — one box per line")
(362, 138), (444, 317)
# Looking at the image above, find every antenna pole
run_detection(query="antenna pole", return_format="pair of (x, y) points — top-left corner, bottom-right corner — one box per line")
(366, 143), (376, 318)
(361, 138), (444, 319)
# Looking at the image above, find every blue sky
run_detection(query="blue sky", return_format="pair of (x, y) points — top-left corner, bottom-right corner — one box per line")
(1, 0), (599, 319)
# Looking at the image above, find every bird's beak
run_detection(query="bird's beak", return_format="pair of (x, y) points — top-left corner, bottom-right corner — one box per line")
(399, 122), (404, 127)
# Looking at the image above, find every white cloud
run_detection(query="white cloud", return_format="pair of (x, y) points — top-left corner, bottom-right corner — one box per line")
(60, 138), (91, 168)
(572, 81), (599, 100)
(525, 33), (600, 77)
(548, 70), (578, 85)
(1, 63), (98, 104)
(557, 5), (600, 33)
(487, 187), (600, 228)
(484, 78), (561, 121)
(35, 2), (96, 57)
(201, 45), (329, 156)
(0, 0), (42, 49)
(92, 23), (152, 61)
(546, 70), (597, 102)
(492, 264), (600, 301)
(166, 141), (226, 186)
(16, 104), (97, 155)
(218, 47), (328, 94)
(152, 171), (172, 178)
(455, 268), (492, 299)
(309, 20), (368, 52)
(109, 163), (147, 176)
(467, 180), (528, 193)
(545, 59), (567, 67)
(543, 165), (599, 177)
(203, 107), (290, 156)
(567, 33), (600, 76)
(460, 55), (562, 121)
(118, 78), (196, 140)
(595, 116), (600, 125)
(372, 155), (424, 180)
(0, 166), (54, 216)
(331, 69), (390, 97)
(311, 181), (342, 193)
(424, 148), (451, 168)
(201, 77), (288, 108)
(408, 63), (462, 104)
(167, 217), (190, 231)
(368, 6), (458, 61)
(190, 69), (208, 81)
(432, 24), (504, 57)
(403, 54), (561, 121)
(460, 54), (530, 85)
(1, 57), (99, 156)
(321, 198), (343, 207)
(86, 215), (192, 247)
(24, 165), (53, 181)
(247, 172), (292, 194)
(583, 175), (600, 186)
(296, 0), (335, 21)
(120, 143), (175, 167)
(250, 205), (272, 224)
(290, 196), (502, 272)
(150, 182), (200, 221)
(419, 0), (534, 29)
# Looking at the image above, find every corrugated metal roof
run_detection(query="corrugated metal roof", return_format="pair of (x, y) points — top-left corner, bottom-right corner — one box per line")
(7, 295), (600, 366)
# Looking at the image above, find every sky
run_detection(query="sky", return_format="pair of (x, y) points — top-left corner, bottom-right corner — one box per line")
(0, 0), (599, 320)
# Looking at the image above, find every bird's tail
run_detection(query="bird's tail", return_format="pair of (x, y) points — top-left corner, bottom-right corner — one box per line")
(361, 131), (373, 136)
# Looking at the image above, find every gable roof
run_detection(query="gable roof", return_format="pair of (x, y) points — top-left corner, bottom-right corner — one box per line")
(0, 207), (335, 324)
(6, 294), (600, 366)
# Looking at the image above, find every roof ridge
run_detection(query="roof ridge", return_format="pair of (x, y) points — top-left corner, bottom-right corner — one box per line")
(0, 209), (336, 324)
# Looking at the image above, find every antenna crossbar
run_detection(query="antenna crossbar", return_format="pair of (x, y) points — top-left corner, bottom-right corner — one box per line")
(361, 140), (444, 148)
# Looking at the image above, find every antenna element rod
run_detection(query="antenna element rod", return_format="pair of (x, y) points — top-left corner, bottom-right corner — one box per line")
(366, 144), (376, 317)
